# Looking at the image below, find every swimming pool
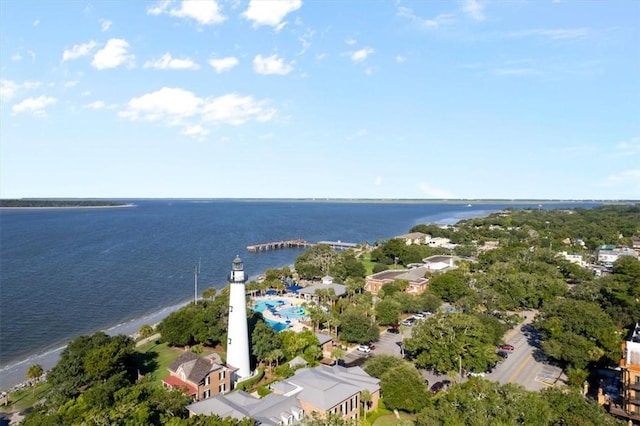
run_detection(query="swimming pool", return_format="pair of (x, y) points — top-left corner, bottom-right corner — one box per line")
(251, 298), (309, 331)
(279, 306), (307, 319)
(265, 318), (288, 332)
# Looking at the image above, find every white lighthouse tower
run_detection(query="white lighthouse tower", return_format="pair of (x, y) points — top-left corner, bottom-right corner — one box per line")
(226, 255), (251, 381)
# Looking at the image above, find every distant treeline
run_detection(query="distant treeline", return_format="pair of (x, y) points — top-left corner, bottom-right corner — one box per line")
(0, 199), (127, 208)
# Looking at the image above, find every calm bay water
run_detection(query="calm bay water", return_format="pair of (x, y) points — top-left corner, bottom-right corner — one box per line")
(0, 199), (599, 389)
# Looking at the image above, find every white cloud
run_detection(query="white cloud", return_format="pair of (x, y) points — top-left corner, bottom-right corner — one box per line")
(345, 38), (357, 45)
(208, 56), (239, 73)
(62, 40), (97, 62)
(243, 0), (301, 28)
(418, 182), (455, 198)
(396, 55), (406, 63)
(253, 54), (293, 75)
(92, 39), (134, 70)
(182, 124), (210, 138)
(1, 80), (41, 101)
(374, 176), (382, 186)
(11, 96), (57, 116)
(84, 100), (117, 110)
(33, 19), (40, 26)
(298, 28), (315, 55)
(119, 87), (276, 137)
(350, 47), (373, 63)
(397, 7), (454, 29)
(63, 81), (79, 88)
(508, 28), (588, 40)
(11, 53), (22, 61)
(0, 79), (19, 101)
(364, 67), (374, 75)
(461, 0), (485, 21)
(148, 0), (226, 25)
(100, 19), (112, 31)
(144, 53), (200, 70)
(617, 137), (640, 156)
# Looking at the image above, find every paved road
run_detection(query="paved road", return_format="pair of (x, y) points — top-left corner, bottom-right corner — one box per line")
(342, 312), (564, 392)
(485, 314), (564, 390)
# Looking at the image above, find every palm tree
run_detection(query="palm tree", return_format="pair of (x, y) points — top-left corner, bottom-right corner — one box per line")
(138, 324), (154, 339)
(360, 389), (372, 420)
(201, 287), (217, 300)
(26, 364), (44, 394)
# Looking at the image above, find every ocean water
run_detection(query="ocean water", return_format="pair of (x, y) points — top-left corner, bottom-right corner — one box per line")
(0, 199), (599, 389)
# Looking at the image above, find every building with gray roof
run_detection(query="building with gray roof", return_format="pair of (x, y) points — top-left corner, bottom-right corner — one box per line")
(186, 364), (380, 424)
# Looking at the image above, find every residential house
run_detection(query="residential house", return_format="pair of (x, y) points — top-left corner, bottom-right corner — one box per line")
(186, 364), (380, 425)
(395, 232), (430, 245)
(558, 251), (587, 268)
(427, 237), (452, 248)
(597, 246), (639, 266)
(423, 255), (456, 272)
(162, 352), (232, 401)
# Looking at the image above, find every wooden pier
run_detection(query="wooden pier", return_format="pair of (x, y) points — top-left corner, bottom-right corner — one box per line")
(246, 239), (313, 252)
(246, 239), (358, 253)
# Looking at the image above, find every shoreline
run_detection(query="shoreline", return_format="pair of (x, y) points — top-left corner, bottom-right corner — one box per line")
(0, 204), (136, 210)
(0, 271), (268, 392)
(0, 297), (192, 392)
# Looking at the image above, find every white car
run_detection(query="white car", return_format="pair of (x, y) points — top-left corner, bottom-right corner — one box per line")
(357, 344), (371, 353)
(467, 371), (485, 378)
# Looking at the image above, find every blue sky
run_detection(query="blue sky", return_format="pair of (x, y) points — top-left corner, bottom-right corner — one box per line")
(1, 0), (638, 200)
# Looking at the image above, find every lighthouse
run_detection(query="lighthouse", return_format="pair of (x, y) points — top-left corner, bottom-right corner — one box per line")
(226, 255), (251, 381)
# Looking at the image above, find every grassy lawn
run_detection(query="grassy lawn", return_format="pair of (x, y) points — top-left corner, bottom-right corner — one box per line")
(135, 340), (182, 383)
(0, 382), (51, 413)
(372, 412), (416, 426)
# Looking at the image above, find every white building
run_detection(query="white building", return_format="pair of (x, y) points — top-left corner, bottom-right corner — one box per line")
(226, 256), (251, 382)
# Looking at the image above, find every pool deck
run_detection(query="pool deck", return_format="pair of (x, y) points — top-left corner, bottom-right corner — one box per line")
(252, 295), (310, 333)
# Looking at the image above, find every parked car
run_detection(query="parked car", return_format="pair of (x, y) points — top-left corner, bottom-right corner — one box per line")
(499, 344), (515, 351)
(497, 350), (510, 359)
(387, 327), (400, 334)
(413, 313), (425, 319)
(467, 371), (485, 378)
(367, 343), (376, 350)
(430, 380), (452, 394)
(357, 344), (371, 353)
(401, 319), (415, 326)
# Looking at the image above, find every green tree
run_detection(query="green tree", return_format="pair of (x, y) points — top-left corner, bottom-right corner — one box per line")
(338, 309), (379, 344)
(295, 244), (338, 279)
(138, 324), (154, 339)
(428, 269), (472, 302)
(374, 298), (401, 326)
(404, 312), (498, 374)
(201, 287), (217, 300)
(379, 362), (430, 413)
(26, 364), (44, 394)
(251, 320), (282, 366)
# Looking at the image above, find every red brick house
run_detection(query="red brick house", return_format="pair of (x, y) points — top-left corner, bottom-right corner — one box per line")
(162, 351), (232, 401)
